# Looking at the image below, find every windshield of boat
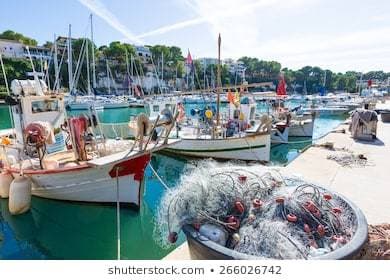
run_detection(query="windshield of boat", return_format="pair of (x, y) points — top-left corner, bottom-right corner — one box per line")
(31, 99), (59, 113)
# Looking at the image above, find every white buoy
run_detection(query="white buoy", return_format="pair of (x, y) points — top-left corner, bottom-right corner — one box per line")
(0, 171), (13, 198)
(8, 175), (32, 215)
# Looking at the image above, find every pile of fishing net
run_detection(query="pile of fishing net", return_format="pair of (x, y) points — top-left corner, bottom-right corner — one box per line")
(155, 161), (359, 259)
(326, 151), (370, 167)
(354, 224), (390, 260)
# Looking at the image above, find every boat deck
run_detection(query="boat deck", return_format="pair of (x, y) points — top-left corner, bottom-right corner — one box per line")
(88, 139), (180, 167)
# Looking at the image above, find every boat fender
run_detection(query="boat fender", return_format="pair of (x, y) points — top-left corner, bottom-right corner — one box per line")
(8, 175), (32, 215)
(136, 113), (150, 137)
(205, 109), (213, 119)
(0, 171), (13, 198)
(199, 224), (228, 246)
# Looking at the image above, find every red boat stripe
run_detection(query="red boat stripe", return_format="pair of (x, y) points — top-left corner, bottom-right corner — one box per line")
(109, 154), (151, 181)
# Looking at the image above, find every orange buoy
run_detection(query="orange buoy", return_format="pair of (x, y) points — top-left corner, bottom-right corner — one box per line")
(304, 224), (311, 233)
(226, 216), (240, 230)
(317, 224), (325, 237)
(323, 194), (332, 201)
(287, 213), (298, 223)
(252, 198), (263, 208)
(234, 201), (245, 214)
(332, 207), (342, 214)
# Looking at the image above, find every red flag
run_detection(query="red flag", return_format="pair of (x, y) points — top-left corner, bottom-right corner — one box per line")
(276, 75), (287, 96)
(185, 50), (193, 65)
(227, 90), (235, 103)
(367, 79), (372, 87)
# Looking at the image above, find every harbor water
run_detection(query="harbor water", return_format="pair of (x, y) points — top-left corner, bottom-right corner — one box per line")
(0, 104), (345, 259)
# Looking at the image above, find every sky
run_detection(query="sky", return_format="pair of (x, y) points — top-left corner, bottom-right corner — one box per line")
(1, 0), (390, 73)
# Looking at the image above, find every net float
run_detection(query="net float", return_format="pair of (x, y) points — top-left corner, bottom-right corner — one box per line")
(238, 175), (247, 184)
(193, 223), (201, 231)
(304, 223), (311, 233)
(313, 210), (322, 218)
(304, 201), (318, 213)
(234, 201), (245, 214)
(317, 224), (325, 237)
(323, 194), (332, 200)
(252, 198), (263, 208)
(226, 215), (240, 230)
(332, 235), (346, 244)
(286, 213), (298, 223)
(168, 232), (178, 243)
(332, 207), (342, 214)
(275, 197), (285, 204)
(247, 213), (256, 223)
(232, 233), (240, 243)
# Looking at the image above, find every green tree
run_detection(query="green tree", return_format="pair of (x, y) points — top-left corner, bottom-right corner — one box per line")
(0, 30), (38, 46)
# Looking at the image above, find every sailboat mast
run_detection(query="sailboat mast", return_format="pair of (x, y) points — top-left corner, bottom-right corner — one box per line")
(125, 49), (130, 96)
(216, 33), (221, 126)
(161, 52), (164, 91)
(53, 34), (60, 92)
(106, 60), (111, 95)
(90, 14), (97, 89)
(86, 39), (91, 95)
(68, 24), (73, 94)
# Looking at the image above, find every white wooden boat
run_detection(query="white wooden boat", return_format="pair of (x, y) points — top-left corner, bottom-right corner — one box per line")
(0, 79), (178, 209)
(165, 127), (270, 161)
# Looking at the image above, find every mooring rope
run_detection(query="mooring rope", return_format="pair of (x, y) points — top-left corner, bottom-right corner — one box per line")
(148, 163), (171, 190)
(115, 167), (121, 260)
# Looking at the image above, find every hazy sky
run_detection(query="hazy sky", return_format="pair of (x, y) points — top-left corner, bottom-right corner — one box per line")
(1, 0), (390, 72)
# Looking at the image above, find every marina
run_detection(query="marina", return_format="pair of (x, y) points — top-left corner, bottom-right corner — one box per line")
(1, 0), (390, 265)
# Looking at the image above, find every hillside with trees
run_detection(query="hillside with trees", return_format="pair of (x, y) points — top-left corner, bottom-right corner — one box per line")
(1, 30), (389, 95)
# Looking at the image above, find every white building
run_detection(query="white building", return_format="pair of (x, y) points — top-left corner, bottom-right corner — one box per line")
(0, 38), (51, 60)
(197, 57), (218, 69)
(0, 39), (24, 58)
(135, 45), (152, 63)
(224, 58), (246, 79)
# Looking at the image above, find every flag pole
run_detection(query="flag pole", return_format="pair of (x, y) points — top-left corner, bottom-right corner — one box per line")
(216, 33), (221, 127)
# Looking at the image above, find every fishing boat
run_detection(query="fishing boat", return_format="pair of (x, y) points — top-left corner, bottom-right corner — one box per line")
(162, 35), (271, 162)
(298, 106), (349, 116)
(0, 79), (179, 211)
(102, 97), (129, 109)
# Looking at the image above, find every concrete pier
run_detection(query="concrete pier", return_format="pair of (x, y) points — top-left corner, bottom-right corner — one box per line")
(163, 108), (390, 260)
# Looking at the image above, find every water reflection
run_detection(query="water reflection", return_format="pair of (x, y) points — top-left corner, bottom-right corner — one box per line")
(0, 154), (187, 260)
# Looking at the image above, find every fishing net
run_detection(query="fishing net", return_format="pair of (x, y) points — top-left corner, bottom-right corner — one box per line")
(326, 151), (371, 167)
(155, 161), (359, 259)
(354, 224), (390, 260)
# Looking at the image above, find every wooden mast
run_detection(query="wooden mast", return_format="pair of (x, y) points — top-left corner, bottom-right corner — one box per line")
(216, 33), (221, 126)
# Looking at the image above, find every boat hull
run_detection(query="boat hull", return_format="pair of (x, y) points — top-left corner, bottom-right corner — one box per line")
(164, 133), (270, 162)
(8, 154), (151, 208)
(288, 119), (314, 137)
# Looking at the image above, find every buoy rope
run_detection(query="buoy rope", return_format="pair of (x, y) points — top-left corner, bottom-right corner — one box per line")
(148, 163), (170, 190)
(273, 128), (346, 145)
(115, 167), (121, 260)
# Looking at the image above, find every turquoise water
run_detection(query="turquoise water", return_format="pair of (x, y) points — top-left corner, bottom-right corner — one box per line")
(0, 103), (345, 259)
